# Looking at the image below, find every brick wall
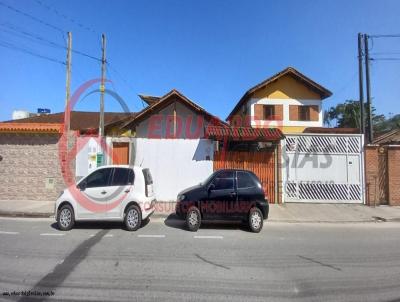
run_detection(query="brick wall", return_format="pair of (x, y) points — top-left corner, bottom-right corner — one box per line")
(364, 145), (379, 206)
(365, 144), (400, 206)
(0, 133), (76, 201)
(387, 146), (400, 205)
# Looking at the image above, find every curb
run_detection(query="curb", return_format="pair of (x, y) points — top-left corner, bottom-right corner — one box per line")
(1, 211), (400, 224)
(0, 211), (54, 218)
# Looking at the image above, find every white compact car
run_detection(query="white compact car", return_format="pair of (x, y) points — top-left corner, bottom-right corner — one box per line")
(55, 165), (156, 231)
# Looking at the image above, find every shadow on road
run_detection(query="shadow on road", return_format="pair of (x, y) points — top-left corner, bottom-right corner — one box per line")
(164, 213), (252, 232)
(19, 229), (109, 302)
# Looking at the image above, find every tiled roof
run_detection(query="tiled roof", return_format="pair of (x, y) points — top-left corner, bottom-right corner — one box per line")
(123, 89), (228, 129)
(0, 123), (62, 133)
(2, 111), (136, 131)
(373, 129), (400, 144)
(303, 127), (360, 134)
(205, 125), (284, 142)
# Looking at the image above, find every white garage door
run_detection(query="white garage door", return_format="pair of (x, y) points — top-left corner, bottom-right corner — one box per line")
(282, 134), (364, 203)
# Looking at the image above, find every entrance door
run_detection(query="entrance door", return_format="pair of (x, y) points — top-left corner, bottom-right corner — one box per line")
(112, 142), (130, 165)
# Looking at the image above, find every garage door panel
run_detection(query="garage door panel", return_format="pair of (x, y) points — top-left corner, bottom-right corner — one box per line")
(283, 135), (364, 204)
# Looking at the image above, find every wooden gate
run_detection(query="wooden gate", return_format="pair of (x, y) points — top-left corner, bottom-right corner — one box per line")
(112, 142), (130, 165)
(213, 151), (275, 203)
(378, 148), (388, 204)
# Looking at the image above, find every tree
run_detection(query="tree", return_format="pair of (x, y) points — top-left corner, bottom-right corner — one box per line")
(324, 100), (361, 128)
(324, 100), (390, 132)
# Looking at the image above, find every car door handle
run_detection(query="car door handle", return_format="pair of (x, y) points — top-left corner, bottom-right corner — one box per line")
(230, 192), (237, 197)
(101, 190), (107, 195)
(124, 189), (130, 193)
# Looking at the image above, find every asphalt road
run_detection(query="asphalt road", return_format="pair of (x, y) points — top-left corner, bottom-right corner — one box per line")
(0, 217), (399, 302)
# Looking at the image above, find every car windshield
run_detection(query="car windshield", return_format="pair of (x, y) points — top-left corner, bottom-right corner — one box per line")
(200, 171), (218, 186)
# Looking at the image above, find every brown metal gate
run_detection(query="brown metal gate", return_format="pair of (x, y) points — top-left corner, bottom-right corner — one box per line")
(112, 142), (130, 165)
(213, 151), (275, 203)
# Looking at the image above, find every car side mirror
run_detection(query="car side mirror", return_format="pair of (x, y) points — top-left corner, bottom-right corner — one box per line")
(208, 183), (215, 192)
(78, 181), (87, 191)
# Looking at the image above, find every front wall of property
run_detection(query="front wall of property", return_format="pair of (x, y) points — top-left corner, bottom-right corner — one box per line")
(365, 145), (400, 206)
(0, 133), (71, 201)
(134, 138), (214, 201)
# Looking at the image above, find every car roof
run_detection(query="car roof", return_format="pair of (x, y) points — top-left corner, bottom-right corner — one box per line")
(216, 169), (254, 173)
(94, 165), (145, 171)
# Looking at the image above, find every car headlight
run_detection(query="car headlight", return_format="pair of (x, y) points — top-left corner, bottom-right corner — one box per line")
(178, 194), (186, 202)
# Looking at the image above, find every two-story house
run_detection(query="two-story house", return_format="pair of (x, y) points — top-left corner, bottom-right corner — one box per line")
(226, 67), (332, 134)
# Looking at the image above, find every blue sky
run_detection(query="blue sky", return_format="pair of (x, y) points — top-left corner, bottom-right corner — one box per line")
(0, 0), (399, 122)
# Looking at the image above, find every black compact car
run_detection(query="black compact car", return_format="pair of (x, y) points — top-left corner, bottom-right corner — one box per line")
(175, 169), (269, 232)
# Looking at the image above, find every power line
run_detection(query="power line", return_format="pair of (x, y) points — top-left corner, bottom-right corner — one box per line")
(370, 57), (400, 61)
(106, 67), (141, 111)
(107, 62), (146, 109)
(0, 23), (101, 61)
(0, 1), (65, 39)
(369, 34), (400, 38)
(34, 0), (98, 35)
(0, 39), (65, 65)
(370, 51), (400, 56)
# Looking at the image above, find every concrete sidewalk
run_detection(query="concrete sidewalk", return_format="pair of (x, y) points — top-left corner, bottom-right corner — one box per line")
(1, 199), (400, 223)
(0, 200), (400, 223)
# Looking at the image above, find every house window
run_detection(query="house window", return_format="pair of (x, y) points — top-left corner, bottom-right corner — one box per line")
(263, 105), (275, 120)
(298, 106), (311, 121)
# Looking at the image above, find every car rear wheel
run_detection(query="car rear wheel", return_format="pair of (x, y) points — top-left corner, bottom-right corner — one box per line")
(124, 205), (142, 231)
(248, 207), (263, 233)
(57, 204), (74, 231)
(186, 206), (201, 232)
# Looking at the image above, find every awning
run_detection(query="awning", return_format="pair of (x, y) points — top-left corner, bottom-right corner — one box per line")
(205, 125), (284, 142)
(0, 123), (62, 133)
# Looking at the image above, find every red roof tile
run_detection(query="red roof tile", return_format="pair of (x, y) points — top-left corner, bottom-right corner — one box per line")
(205, 126), (284, 141)
(0, 123), (62, 133)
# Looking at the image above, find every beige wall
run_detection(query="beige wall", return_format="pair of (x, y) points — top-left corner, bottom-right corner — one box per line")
(0, 133), (75, 201)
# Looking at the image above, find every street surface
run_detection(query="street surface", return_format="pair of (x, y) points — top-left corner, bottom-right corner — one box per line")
(0, 217), (399, 302)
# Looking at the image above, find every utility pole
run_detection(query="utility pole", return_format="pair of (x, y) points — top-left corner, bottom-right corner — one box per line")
(99, 33), (106, 138)
(364, 34), (374, 143)
(64, 32), (72, 133)
(357, 33), (365, 134)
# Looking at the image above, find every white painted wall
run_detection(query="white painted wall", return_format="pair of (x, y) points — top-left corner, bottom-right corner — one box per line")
(134, 138), (214, 201)
(249, 98), (323, 128)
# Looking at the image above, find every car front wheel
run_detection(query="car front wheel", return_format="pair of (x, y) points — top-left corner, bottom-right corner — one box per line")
(124, 205), (142, 231)
(186, 206), (201, 232)
(248, 207), (263, 233)
(57, 204), (75, 231)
